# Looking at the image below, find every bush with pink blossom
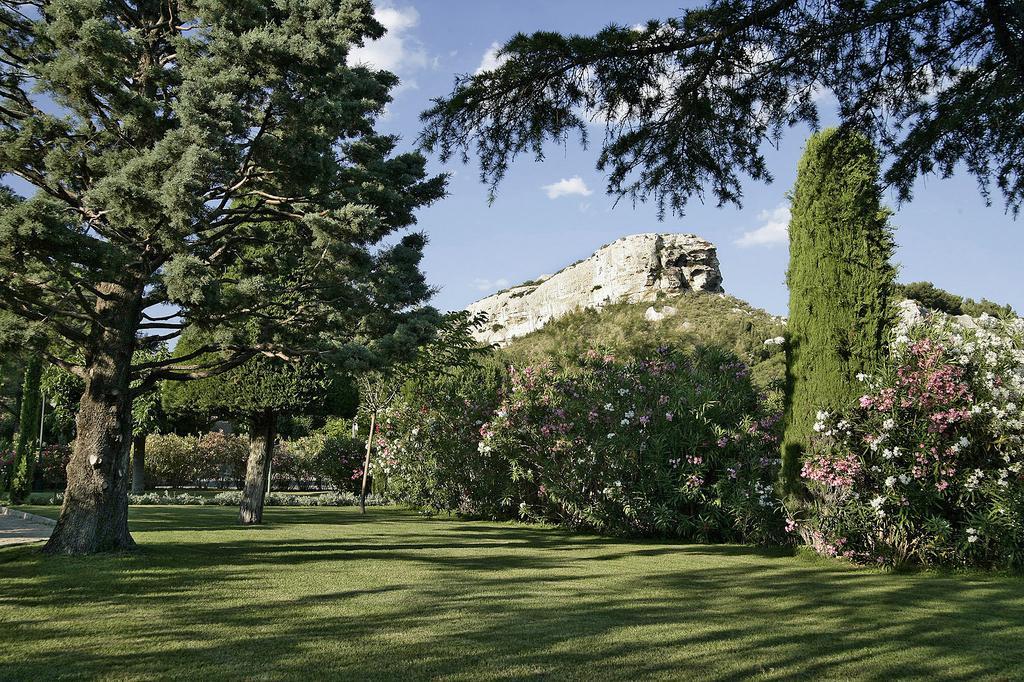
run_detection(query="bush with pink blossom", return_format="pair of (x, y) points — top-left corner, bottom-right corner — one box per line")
(477, 347), (787, 542)
(798, 313), (1024, 569)
(376, 362), (516, 517)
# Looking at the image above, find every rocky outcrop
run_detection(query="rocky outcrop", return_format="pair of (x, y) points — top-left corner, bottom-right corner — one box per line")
(468, 233), (724, 345)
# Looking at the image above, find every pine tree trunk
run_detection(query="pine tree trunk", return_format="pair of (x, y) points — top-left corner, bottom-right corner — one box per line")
(44, 282), (141, 556)
(239, 409), (276, 525)
(359, 412), (376, 514)
(131, 434), (146, 495)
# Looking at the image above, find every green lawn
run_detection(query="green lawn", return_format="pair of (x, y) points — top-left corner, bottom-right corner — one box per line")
(1, 507), (1022, 680)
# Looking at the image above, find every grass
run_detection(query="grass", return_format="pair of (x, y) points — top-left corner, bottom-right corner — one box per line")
(1, 506), (1022, 680)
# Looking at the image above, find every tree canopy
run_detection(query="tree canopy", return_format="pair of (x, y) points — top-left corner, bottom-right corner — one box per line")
(0, 0), (446, 554)
(0, 0), (446, 384)
(422, 0), (1023, 217)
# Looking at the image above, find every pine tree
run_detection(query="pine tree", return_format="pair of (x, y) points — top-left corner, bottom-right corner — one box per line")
(10, 356), (42, 504)
(422, 1), (1023, 217)
(0, 1), (445, 554)
(781, 128), (896, 497)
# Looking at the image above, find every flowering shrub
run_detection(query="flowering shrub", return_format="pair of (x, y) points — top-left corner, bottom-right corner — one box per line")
(377, 362), (515, 517)
(274, 423), (365, 493)
(34, 444), (71, 489)
(0, 443), (14, 486)
(481, 347), (786, 541)
(382, 347), (784, 542)
(197, 432), (249, 487)
(146, 434), (223, 488)
(799, 314), (1024, 569)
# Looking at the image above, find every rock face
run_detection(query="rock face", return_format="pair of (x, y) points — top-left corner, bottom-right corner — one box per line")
(467, 233), (724, 345)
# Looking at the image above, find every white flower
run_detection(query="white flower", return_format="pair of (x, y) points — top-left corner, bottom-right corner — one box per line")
(966, 527), (979, 543)
(604, 403), (614, 411)
(884, 476), (897, 488)
(618, 388), (629, 396)
(899, 473), (911, 485)
(882, 419), (895, 431)
(856, 372), (868, 381)
(606, 433), (615, 439)
(624, 410), (635, 418)
(958, 436), (970, 448)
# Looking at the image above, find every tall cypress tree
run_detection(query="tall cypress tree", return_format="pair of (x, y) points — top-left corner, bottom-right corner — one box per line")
(10, 356), (42, 504)
(781, 128), (896, 497)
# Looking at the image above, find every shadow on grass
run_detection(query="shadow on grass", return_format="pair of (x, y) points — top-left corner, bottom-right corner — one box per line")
(1, 507), (1022, 680)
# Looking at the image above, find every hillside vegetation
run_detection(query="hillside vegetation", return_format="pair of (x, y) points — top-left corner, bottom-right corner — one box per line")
(497, 292), (787, 389)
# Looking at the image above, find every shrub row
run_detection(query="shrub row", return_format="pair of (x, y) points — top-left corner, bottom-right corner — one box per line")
(29, 490), (392, 507)
(378, 347), (788, 544)
(143, 426), (365, 492)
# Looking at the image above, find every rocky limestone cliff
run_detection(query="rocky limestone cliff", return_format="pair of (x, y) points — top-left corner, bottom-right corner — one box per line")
(467, 233), (724, 345)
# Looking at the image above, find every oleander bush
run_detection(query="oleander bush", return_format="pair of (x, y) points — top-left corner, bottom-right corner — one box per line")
(483, 347), (787, 542)
(798, 314), (1024, 570)
(34, 444), (71, 490)
(146, 433), (224, 488)
(377, 361), (512, 517)
(379, 348), (788, 543)
(273, 421), (365, 493)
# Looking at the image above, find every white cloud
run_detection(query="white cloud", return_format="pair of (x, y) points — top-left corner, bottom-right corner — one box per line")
(735, 203), (790, 247)
(349, 4), (429, 75)
(542, 176), (593, 200)
(475, 41), (508, 75)
(473, 277), (510, 292)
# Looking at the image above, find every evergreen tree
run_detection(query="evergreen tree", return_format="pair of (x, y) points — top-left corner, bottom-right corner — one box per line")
(163, 333), (357, 525)
(0, 2), (445, 554)
(781, 128), (896, 496)
(10, 355), (42, 504)
(423, 0), (1023, 216)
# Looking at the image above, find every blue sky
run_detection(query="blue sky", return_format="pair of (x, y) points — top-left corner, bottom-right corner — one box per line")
(356, 0), (1023, 317)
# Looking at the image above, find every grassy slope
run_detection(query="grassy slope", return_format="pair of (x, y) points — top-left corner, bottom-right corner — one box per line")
(1, 506), (1022, 680)
(498, 292), (788, 389)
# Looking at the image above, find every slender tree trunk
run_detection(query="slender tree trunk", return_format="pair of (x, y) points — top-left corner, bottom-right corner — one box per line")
(44, 282), (141, 556)
(239, 409), (277, 525)
(359, 412), (376, 514)
(131, 433), (146, 495)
